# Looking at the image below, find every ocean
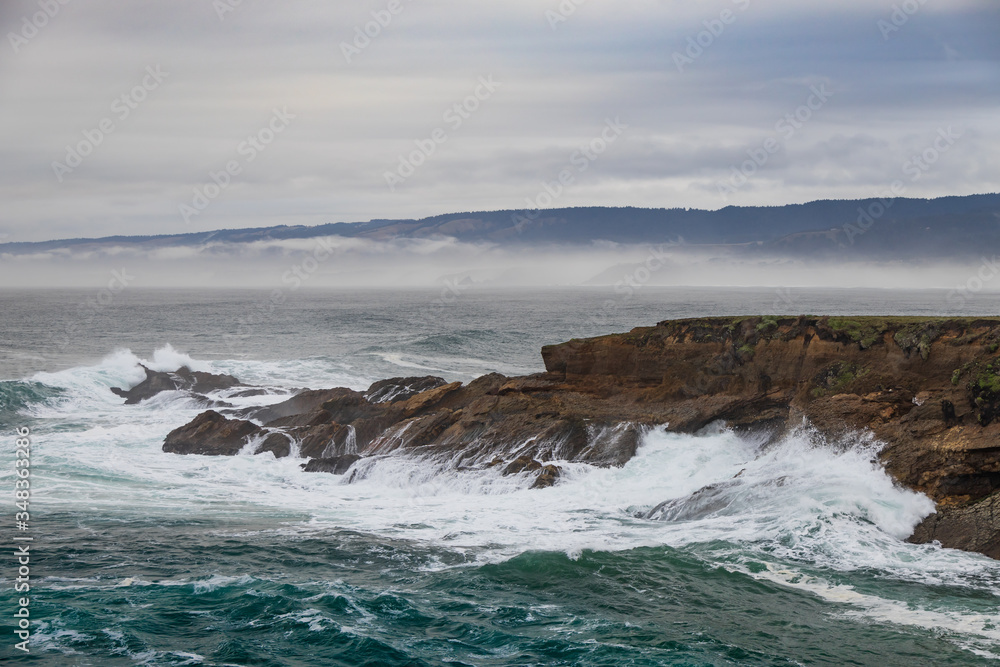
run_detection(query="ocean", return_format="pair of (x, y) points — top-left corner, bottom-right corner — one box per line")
(2, 287), (1000, 666)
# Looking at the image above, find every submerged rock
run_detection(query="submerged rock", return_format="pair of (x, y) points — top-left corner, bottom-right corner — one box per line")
(532, 464), (561, 489)
(498, 456), (561, 488)
(301, 455), (362, 474)
(502, 456), (542, 475)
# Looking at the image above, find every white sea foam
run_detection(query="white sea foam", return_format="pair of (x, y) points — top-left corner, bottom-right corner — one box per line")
(744, 564), (1000, 657)
(374, 352), (451, 374)
(276, 608), (338, 633)
(214, 356), (373, 392)
(5, 353), (967, 565)
(192, 574), (255, 594)
(11, 347), (1000, 656)
(145, 343), (211, 373)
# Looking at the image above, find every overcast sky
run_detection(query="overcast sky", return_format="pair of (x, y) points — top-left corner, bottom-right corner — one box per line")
(1, 0), (998, 243)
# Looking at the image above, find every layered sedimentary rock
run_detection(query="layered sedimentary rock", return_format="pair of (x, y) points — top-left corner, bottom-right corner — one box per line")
(540, 315), (1000, 558)
(152, 316), (1000, 559)
(158, 367), (649, 490)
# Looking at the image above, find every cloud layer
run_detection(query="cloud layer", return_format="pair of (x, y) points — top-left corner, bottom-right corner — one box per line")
(1, 0), (998, 242)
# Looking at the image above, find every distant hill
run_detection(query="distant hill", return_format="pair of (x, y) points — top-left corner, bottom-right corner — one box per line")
(3, 193), (999, 260)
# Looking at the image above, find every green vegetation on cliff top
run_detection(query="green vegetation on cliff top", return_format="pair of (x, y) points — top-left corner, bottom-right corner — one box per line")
(551, 316), (1000, 352)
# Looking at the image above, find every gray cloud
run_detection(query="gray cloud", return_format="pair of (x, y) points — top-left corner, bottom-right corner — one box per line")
(0, 0), (998, 242)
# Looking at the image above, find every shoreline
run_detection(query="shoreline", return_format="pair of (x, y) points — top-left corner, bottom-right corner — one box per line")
(135, 315), (1000, 559)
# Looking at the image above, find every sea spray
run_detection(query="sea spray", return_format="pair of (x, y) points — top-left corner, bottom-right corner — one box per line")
(6, 339), (1000, 663)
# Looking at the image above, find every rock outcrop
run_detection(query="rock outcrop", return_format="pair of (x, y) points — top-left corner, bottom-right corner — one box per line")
(540, 315), (1000, 558)
(112, 365), (244, 405)
(164, 410), (261, 455)
(159, 317), (1000, 559)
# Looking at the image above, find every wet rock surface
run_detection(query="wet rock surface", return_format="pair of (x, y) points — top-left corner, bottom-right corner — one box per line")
(157, 316), (1000, 560)
(112, 365), (243, 405)
(365, 376), (448, 403)
(301, 455), (362, 474)
(163, 410), (260, 456)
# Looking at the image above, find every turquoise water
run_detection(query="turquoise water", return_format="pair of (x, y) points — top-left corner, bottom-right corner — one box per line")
(2, 288), (1000, 665)
(22, 520), (1000, 666)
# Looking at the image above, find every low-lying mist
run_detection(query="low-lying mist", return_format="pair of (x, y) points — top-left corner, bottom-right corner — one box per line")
(2, 236), (996, 306)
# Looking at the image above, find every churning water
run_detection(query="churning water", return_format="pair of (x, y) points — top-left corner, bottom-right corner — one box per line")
(2, 287), (1000, 665)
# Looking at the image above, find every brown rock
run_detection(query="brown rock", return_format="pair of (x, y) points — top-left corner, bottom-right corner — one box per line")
(365, 376), (448, 403)
(502, 456), (542, 475)
(161, 315), (1000, 559)
(909, 492), (1000, 559)
(532, 464), (561, 489)
(401, 382), (463, 416)
(255, 432), (293, 458)
(163, 410), (261, 455)
(301, 455), (362, 474)
(112, 365), (243, 404)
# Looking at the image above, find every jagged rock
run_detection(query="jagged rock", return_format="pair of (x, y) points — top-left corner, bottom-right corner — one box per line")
(112, 365), (243, 404)
(163, 410), (260, 455)
(365, 376), (448, 403)
(294, 422), (353, 459)
(301, 455), (362, 474)
(498, 456), (561, 488)
(161, 315), (1000, 560)
(909, 492), (1000, 559)
(401, 382), (463, 416)
(532, 464), (561, 489)
(246, 388), (354, 424)
(645, 479), (742, 521)
(502, 456), (542, 475)
(577, 422), (643, 467)
(227, 387), (274, 398)
(163, 412), (293, 457)
(256, 432), (293, 458)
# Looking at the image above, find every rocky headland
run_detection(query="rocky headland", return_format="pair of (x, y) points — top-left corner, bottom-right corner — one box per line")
(132, 316), (1000, 559)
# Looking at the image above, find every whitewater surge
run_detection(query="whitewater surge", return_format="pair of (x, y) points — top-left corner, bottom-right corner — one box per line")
(5, 344), (1000, 660)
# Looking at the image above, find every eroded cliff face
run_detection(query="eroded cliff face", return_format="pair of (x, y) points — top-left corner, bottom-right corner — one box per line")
(155, 316), (1000, 559)
(543, 315), (1000, 558)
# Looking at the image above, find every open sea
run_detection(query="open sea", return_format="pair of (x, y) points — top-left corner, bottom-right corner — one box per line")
(2, 287), (1000, 666)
